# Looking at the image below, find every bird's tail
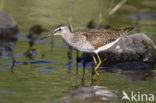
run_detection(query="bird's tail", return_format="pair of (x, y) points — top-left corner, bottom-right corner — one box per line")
(119, 27), (135, 36)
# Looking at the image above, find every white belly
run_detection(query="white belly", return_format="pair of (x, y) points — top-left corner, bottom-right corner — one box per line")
(94, 38), (120, 53)
(63, 36), (120, 53)
(73, 41), (95, 53)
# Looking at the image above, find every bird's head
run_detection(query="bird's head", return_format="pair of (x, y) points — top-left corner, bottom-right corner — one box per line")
(53, 24), (71, 36)
(40, 24), (71, 40)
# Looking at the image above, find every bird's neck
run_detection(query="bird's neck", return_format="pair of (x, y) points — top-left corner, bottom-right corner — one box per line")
(61, 32), (74, 45)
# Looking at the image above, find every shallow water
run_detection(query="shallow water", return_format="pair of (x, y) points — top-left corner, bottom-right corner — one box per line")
(0, 0), (156, 103)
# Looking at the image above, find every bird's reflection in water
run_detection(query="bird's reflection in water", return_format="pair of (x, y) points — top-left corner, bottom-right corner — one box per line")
(79, 59), (156, 86)
(67, 46), (73, 72)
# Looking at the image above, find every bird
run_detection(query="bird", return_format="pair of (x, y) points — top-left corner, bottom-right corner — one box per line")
(42, 24), (135, 80)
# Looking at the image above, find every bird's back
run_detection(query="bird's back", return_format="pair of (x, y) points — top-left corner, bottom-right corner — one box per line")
(72, 27), (135, 49)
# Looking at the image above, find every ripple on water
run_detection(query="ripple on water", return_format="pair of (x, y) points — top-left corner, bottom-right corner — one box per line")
(0, 65), (9, 70)
(29, 60), (54, 64)
(43, 67), (55, 70)
(0, 61), (10, 65)
(36, 69), (46, 72)
(0, 98), (3, 101)
(36, 67), (55, 76)
(15, 60), (54, 65)
(113, 62), (148, 70)
(124, 13), (156, 19)
(63, 62), (91, 70)
(42, 72), (49, 76)
(0, 52), (22, 59)
(0, 90), (16, 93)
(0, 68), (7, 71)
(36, 67), (55, 72)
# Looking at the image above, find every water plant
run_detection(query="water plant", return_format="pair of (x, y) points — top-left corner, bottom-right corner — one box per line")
(142, 40), (156, 70)
(0, 0), (5, 10)
(98, 0), (128, 26)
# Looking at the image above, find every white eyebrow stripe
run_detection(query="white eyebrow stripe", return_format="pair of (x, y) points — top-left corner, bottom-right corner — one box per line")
(54, 28), (60, 32)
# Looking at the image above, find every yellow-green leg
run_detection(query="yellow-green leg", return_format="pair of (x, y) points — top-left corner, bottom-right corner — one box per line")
(92, 53), (101, 80)
(93, 55), (97, 65)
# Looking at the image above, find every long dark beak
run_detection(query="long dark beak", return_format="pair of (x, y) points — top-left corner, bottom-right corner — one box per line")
(40, 31), (55, 40)
(40, 35), (51, 40)
(40, 30), (56, 40)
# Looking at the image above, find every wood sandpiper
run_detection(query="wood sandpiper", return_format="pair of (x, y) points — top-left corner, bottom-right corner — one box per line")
(43, 24), (135, 80)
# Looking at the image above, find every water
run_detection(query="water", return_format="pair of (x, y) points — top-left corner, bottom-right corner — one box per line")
(0, 0), (156, 103)
(0, 90), (16, 94)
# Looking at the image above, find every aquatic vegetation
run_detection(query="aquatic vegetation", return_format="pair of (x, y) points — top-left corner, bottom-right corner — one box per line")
(108, 0), (127, 16)
(142, 40), (156, 70)
(98, 0), (128, 26)
(0, 0), (5, 10)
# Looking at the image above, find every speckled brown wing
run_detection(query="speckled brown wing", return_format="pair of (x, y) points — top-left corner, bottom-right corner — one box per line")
(75, 27), (135, 49)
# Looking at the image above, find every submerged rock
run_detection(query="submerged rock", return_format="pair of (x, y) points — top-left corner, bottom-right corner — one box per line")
(0, 11), (18, 41)
(60, 86), (117, 103)
(101, 33), (155, 64)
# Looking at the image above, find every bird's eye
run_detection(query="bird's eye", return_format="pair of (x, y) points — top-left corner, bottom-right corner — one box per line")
(58, 28), (61, 31)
